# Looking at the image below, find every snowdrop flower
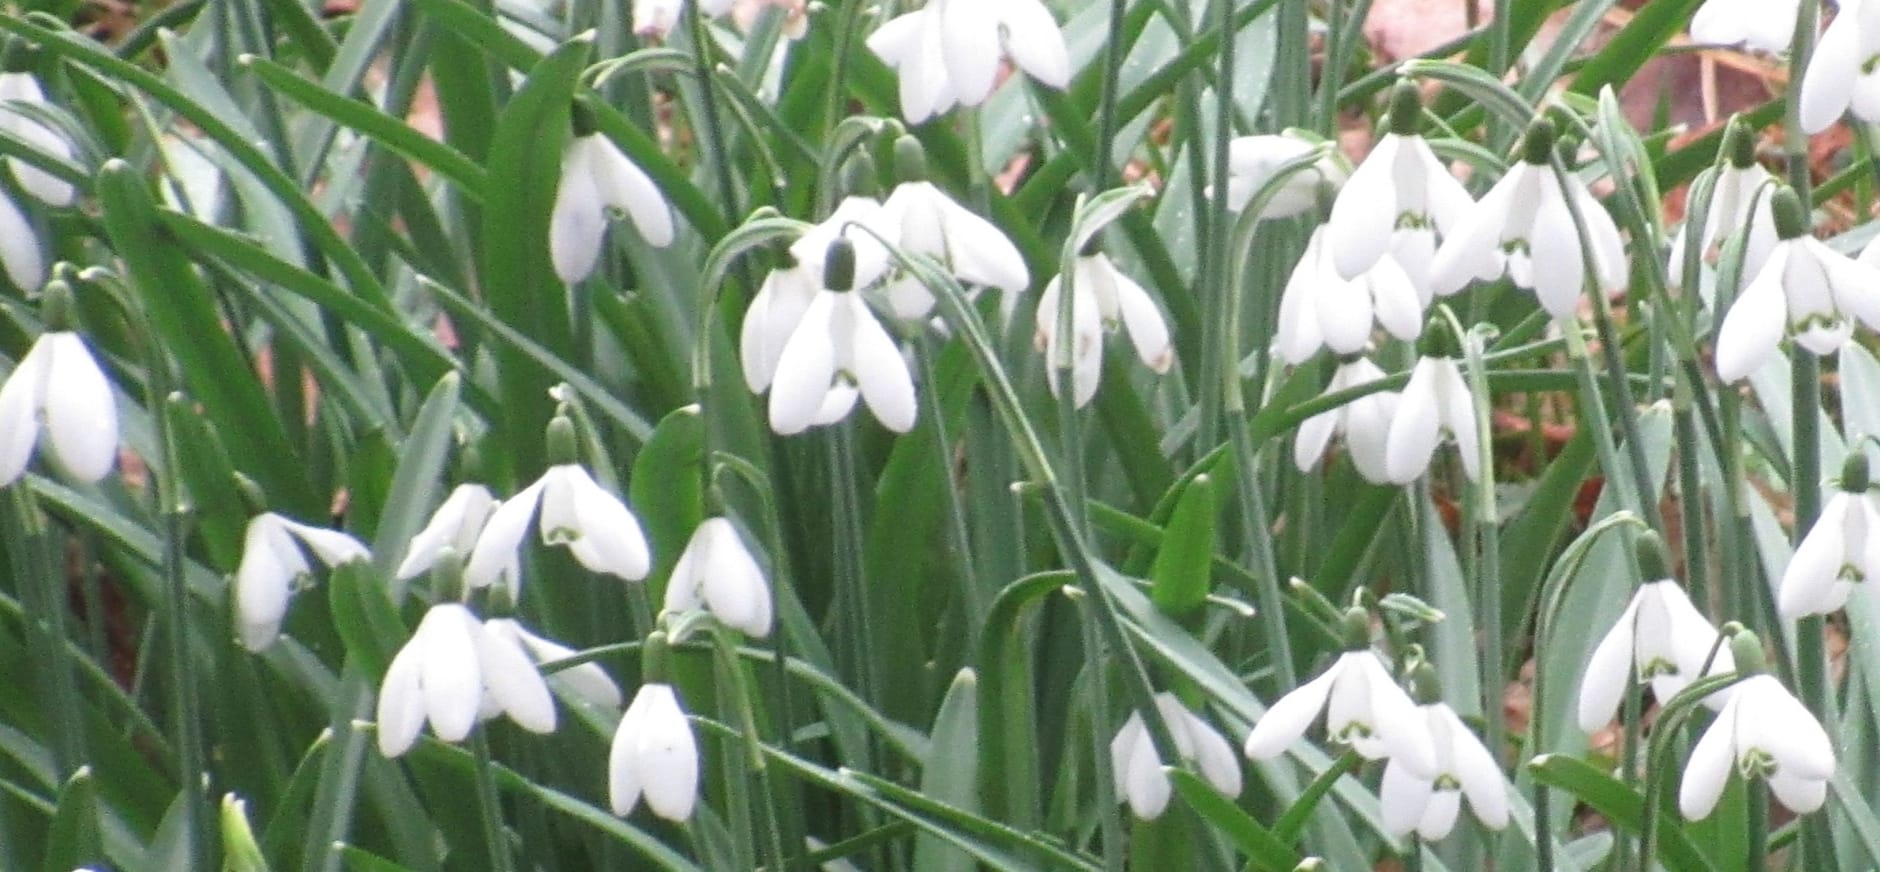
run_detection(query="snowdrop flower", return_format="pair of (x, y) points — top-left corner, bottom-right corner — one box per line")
(611, 679), (700, 821)
(463, 417), (652, 596)
(1294, 356), (1399, 485)
(1577, 533), (1735, 732)
(483, 617), (623, 710)
(865, 0), (1069, 124)
(634, 0), (733, 39)
(395, 484), (497, 580)
(1714, 186), (1880, 382)
(1244, 617), (1438, 776)
(0, 295), (117, 486)
(549, 122), (674, 284)
(1779, 454), (1880, 618)
(1430, 118), (1627, 319)
(376, 603), (557, 757)
(1214, 132), (1347, 220)
(878, 138), (1029, 319)
(665, 517), (772, 637)
(1034, 251), (1172, 408)
(1327, 82), (1473, 288)
(1384, 339), (1483, 484)
(1799, 0), (1880, 133)
(764, 236), (918, 435)
(0, 73), (76, 206)
(1689, 0), (1799, 54)
(1273, 225), (1425, 364)
(1380, 675), (1508, 841)
(730, 0), (809, 39)
(235, 511), (370, 651)
(741, 199), (893, 395)
(1668, 120), (1777, 290)
(1109, 693), (1242, 821)
(1680, 631), (1835, 820)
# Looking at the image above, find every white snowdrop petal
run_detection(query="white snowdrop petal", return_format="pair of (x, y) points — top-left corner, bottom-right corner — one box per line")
(376, 642), (428, 757)
(1528, 178), (1586, 319)
(1366, 662), (1438, 777)
(1715, 249), (1790, 382)
(1577, 598), (1642, 732)
(1368, 257), (1426, 343)
(1380, 759), (1430, 838)
(591, 137), (674, 247)
(1781, 495), (1852, 618)
(1328, 136), (1401, 279)
(0, 337), (49, 485)
(1678, 697), (1739, 820)
(845, 297), (919, 433)
(278, 519), (370, 568)
(417, 606), (484, 743)
(464, 480), (544, 591)
(1293, 407), (1339, 473)
(1744, 677), (1837, 781)
(938, 0), (1003, 106)
(634, 686), (701, 821)
(608, 693), (649, 815)
(1768, 768), (1830, 814)
(937, 190), (1031, 292)
(473, 622), (557, 734)
(1434, 359), (1481, 481)
(1244, 664), (1340, 760)
(632, 0), (682, 37)
(397, 485), (496, 580)
(550, 143), (607, 284)
(769, 292), (841, 435)
(1428, 177), (1512, 296)
(1124, 728), (1171, 819)
(700, 522), (773, 637)
(1315, 269), (1374, 356)
(1416, 789), (1463, 840)
(1187, 713), (1243, 798)
(0, 188), (43, 291)
(234, 517), (303, 652)
(1275, 247), (1326, 364)
(1801, 14), (1862, 134)
(1344, 390), (1399, 485)
(1108, 714), (1145, 799)
(561, 468), (651, 580)
(1385, 359), (1443, 483)
(1441, 706), (1509, 829)
(999, 0), (1070, 89)
(40, 334), (116, 482)
(1102, 259), (1173, 373)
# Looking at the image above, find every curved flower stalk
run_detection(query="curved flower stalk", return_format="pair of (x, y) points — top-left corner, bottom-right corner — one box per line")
(1383, 333), (1483, 484)
(1273, 225), (1425, 364)
(1799, 0), (1880, 133)
(1714, 186), (1880, 382)
(375, 603), (558, 757)
(633, 0), (733, 39)
(0, 73), (76, 207)
(1688, 0), (1800, 53)
(1680, 631), (1836, 820)
(1215, 131), (1347, 220)
(395, 484), (497, 580)
(1244, 615), (1438, 776)
(1109, 693), (1242, 820)
(1429, 119), (1626, 320)
(550, 120), (674, 284)
(865, 0), (1069, 124)
(1327, 82), (1473, 290)
(1294, 356), (1400, 485)
(878, 137), (1029, 320)
(665, 517), (773, 637)
(610, 681), (700, 821)
(1780, 454), (1880, 618)
(463, 417), (652, 596)
(1380, 683), (1509, 841)
(1577, 533), (1734, 732)
(1034, 251), (1172, 408)
(0, 304), (117, 486)
(235, 512), (371, 651)
(483, 617), (623, 710)
(1668, 120), (1777, 290)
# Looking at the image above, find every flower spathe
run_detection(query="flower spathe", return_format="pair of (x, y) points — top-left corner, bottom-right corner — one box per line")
(610, 682), (700, 821)
(1799, 0), (1880, 133)
(1216, 133), (1346, 220)
(1327, 131), (1473, 285)
(0, 330), (117, 486)
(1714, 223), (1880, 382)
(1274, 226), (1425, 364)
(1380, 702), (1509, 840)
(1243, 649), (1438, 777)
(0, 73), (76, 207)
(395, 484), (498, 580)
(1779, 486), (1880, 618)
(1576, 579), (1734, 733)
(550, 132), (674, 283)
(665, 517), (773, 637)
(375, 603), (558, 757)
(865, 0), (1069, 124)
(1294, 356), (1399, 485)
(1034, 252), (1173, 408)
(1109, 693), (1242, 821)
(463, 464), (652, 597)
(879, 179), (1029, 320)
(1383, 354), (1482, 484)
(235, 513), (371, 651)
(1688, 0), (1800, 54)
(1679, 673), (1836, 820)
(483, 618), (624, 710)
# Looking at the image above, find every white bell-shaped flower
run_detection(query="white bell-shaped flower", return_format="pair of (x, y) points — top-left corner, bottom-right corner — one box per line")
(1800, 0), (1880, 133)
(763, 236), (917, 435)
(549, 129), (674, 284)
(1034, 252), (1172, 408)
(1715, 187), (1880, 381)
(1294, 356), (1400, 485)
(1383, 350), (1483, 484)
(878, 141), (1029, 319)
(1327, 82), (1474, 286)
(1780, 456), (1880, 618)
(0, 325), (117, 486)
(482, 617), (623, 710)
(1215, 132), (1346, 219)
(234, 512), (371, 651)
(1109, 692), (1242, 821)
(1689, 0), (1800, 53)
(0, 73), (76, 206)
(1244, 643), (1439, 777)
(463, 424), (652, 596)
(1668, 125), (1777, 290)
(865, 0), (1069, 124)
(1577, 534), (1734, 732)
(1679, 633), (1835, 820)
(610, 681), (700, 821)
(741, 262), (822, 395)
(665, 517), (773, 637)
(1380, 698), (1509, 840)
(395, 484), (497, 580)
(375, 603), (558, 757)
(1430, 119), (1626, 319)
(633, 0), (734, 39)
(1274, 225), (1426, 364)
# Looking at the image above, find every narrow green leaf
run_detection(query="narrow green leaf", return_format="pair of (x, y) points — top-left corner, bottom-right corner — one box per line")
(1526, 754), (1709, 872)
(41, 766), (101, 872)
(1166, 769), (1299, 872)
(914, 668), (980, 872)
(1150, 473), (1217, 617)
(629, 404), (705, 592)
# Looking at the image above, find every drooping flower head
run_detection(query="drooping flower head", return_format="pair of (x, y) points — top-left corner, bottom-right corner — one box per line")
(1214, 131), (1347, 220)
(1689, 0), (1800, 54)
(1294, 355), (1400, 485)
(877, 136), (1029, 320)
(1680, 630), (1836, 820)
(0, 72), (76, 207)
(762, 235), (919, 435)
(1273, 224), (1426, 365)
(235, 509), (371, 651)
(1668, 117), (1777, 290)
(0, 283), (117, 486)
(549, 105), (674, 284)
(1577, 532), (1735, 733)
(1799, 0), (1880, 134)
(1380, 666), (1509, 841)
(1714, 185), (1880, 381)
(483, 617), (624, 710)
(1780, 452), (1880, 618)
(1327, 81), (1475, 291)
(610, 634), (700, 821)
(1383, 321), (1484, 484)
(664, 516), (773, 637)
(396, 483), (498, 581)
(375, 601), (558, 757)
(1034, 249), (1172, 408)
(865, 0), (1069, 124)
(1110, 693), (1242, 820)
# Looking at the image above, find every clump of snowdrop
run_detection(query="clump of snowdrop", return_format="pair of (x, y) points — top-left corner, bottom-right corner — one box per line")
(610, 635), (700, 821)
(1668, 118), (1777, 290)
(396, 483), (497, 581)
(1327, 81), (1473, 292)
(1109, 693), (1242, 820)
(865, 0), (1069, 124)
(1034, 246), (1173, 408)
(1380, 666), (1508, 841)
(1680, 629), (1836, 820)
(1429, 118), (1627, 320)
(463, 415), (652, 596)
(1215, 131), (1347, 220)
(549, 106), (674, 284)
(1383, 323), (1484, 484)
(1273, 225), (1425, 364)
(1577, 532), (1734, 732)
(483, 617), (623, 710)
(1294, 356), (1399, 485)
(1780, 453), (1880, 618)
(0, 283), (118, 486)
(664, 516), (773, 637)
(877, 136), (1029, 320)
(234, 507), (371, 651)
(376, 593), (558, 757)
(1688, 0), (1799, 54)
(1799, 0), (1880, 133)
(1244, 608), (1438, 776)
(1714, 185), (1880, 381)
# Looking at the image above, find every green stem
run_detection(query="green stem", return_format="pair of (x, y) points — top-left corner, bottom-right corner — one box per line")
(469, 731), (515, 872)
(1747, 778), (1769, 872)
(1090, 0), (1129, 192)
(1081, 602), (1125, 872)
(1792, 350), (1835, 872)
